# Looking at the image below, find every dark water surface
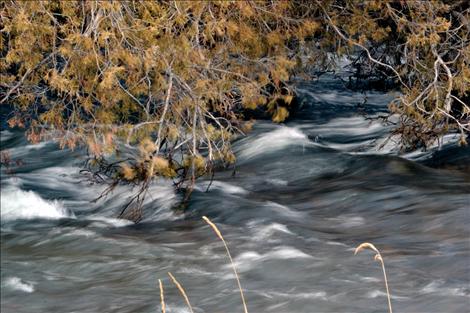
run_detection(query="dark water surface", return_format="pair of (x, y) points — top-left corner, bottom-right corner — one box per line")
(1, 78), (470, 313)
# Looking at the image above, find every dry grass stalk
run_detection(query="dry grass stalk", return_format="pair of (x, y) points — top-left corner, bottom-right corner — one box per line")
(355, 242), (393, 313)
(202, 216), (249, 313)
(158, 279), (166, 313)
(168, 272), (194, 313)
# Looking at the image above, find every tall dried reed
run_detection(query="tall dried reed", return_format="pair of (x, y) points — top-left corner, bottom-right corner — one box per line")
(168, 272), (194, 313)
(355, 242), (393, 313)
(202, 216), (249, 313)
(158, 279), (165, 313)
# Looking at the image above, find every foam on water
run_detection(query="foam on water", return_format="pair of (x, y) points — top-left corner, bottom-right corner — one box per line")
(231, 246), (313, 272)
(197, 180), (249, 195)
(265, 178), (288, 186)
(371, 130), (462, 160)
(0, 186), (74, 221)
(261, 290), (328, 300)
(87, 216), (134, 227)
(265, 201), (305, 219)
(0, 130), (15, 141)
(326, 215), (365, 228)
(366, 290), (408, 300)
(62, 228), (97, 238)
(2, 277), (35, 293)
(250, 222), (294, 240)
(421, 280), (469, 297)
(6, 141), (51, 157)
(238, 126), (310, 160)
(312, 116), (386, 137)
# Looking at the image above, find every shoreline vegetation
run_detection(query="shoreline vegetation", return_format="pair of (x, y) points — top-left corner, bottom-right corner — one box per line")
(1, 1), (469, 221)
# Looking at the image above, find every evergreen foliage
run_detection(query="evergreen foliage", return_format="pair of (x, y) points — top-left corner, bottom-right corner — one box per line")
(1, 1), (468, 218)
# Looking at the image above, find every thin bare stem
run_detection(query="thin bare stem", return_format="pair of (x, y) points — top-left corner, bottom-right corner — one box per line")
(316, 1), (408, 90)
(0, 53), (55, 104)
(155, 70), (173, 153)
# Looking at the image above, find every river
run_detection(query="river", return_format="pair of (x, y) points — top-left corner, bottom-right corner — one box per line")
(1, 76), (469, 313)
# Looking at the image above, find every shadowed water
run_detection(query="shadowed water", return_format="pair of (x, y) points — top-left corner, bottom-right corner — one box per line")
(1, 77), (469, 313)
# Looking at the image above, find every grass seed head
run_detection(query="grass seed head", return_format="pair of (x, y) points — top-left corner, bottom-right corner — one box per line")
(158, 279), (165, 313)
(354, 242), (380, 256)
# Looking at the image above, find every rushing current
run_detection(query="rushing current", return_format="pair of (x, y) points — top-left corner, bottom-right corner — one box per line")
(1, 77), (469, 313)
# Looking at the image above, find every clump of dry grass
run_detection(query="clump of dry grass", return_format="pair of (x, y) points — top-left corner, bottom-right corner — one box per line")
(156, 225), (394, 313)
(355, 242), (393, 313)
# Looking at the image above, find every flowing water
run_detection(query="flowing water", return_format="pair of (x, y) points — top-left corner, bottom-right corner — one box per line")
(1, 77), (470, 313)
